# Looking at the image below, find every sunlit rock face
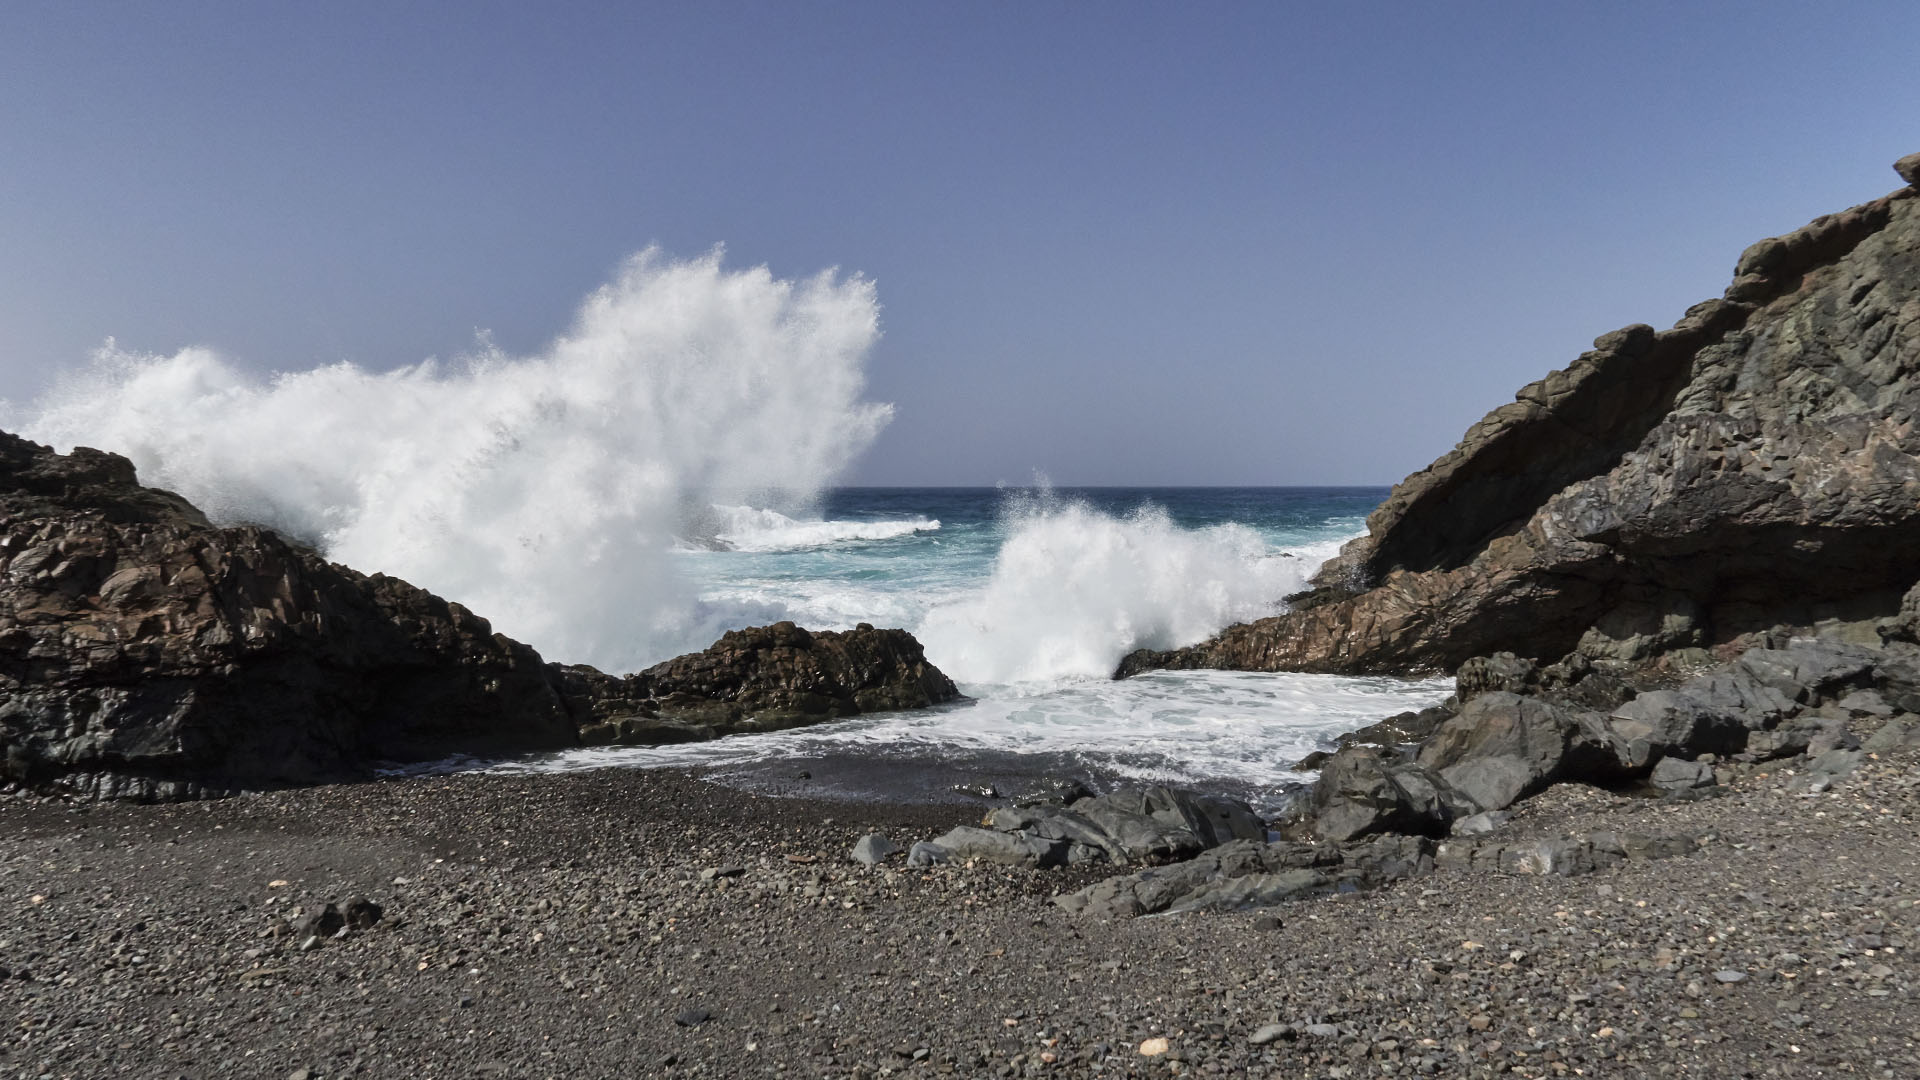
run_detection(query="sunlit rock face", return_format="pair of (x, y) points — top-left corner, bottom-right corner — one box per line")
(1124, 158), (1920, 678)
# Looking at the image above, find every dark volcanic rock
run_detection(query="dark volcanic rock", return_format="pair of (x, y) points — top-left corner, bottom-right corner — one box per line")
(0, 432), (577, 799)
(1309, 746), (1474, 842)
(1122, 158), (1920, 677)
(556, 621), (961, 745)
(0, 432), (963, 798)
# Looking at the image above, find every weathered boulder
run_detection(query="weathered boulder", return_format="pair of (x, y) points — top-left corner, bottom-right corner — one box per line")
(1649, 757), (1717, 792)
(0, 432), (576, 799)
(1417, 692), (1623, 807)
(1052, 835), (1432, 919)
(1455, 653), (1538, 702)
(1056, 827), (1699, 918)
(557, 621), (961, 745)
(1733, 642), (1880, 705)
(923, 825), (1069, 868)
(1309, 746), (1475, 842)
(980, 786), (1264, 866)
(1606, 691), (1751, 765)
(1121, 159), (1920, 679)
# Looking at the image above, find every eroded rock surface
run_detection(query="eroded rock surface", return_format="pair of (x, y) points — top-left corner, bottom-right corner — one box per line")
(555, 621), (960, 745)
(1123, 159), (1920, 677)
(0, 431), (575, 799)
(0, 433), (962, 798)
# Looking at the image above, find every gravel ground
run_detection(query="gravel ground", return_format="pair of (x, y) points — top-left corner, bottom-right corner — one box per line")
(3, 743), (1918, 1080)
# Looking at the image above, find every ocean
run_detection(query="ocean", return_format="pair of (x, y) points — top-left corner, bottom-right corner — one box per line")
(498, 486), (1452, 811)
(11, 254), (1452, 811)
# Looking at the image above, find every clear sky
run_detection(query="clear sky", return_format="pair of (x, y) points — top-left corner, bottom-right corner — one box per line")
(2, 2), (1916, 485)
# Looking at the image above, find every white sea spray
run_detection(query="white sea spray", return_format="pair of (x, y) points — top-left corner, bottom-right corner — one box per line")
(914, 495), (1307, 684)
(14, 248), (891, 673)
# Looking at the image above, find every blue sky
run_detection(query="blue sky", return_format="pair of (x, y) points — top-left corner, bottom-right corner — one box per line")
(3, 2), (1916, 484)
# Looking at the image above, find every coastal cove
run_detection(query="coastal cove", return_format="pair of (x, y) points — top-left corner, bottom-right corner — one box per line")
(533, 485), (1451, 811)
(3, 152), (1920, 1080)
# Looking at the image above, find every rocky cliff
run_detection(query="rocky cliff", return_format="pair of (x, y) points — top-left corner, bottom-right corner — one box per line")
(1122, 153), (1920, 678)
(0, 433), (960, 799)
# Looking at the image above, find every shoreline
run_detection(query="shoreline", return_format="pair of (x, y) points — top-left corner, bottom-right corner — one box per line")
(5, 747), (1916, 1078)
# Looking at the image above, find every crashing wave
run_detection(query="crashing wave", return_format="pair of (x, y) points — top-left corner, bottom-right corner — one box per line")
(12, 247), (892, 673)
(700, 505), (940, 551)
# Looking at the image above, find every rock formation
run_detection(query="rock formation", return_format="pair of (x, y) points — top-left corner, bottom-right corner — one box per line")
(552, 621), (960, 745)
(1122, 155), (1920, 677)
(1044, 615), (1920, 917)
(0, 432), (960, 799)
(0, 430), (578, 799)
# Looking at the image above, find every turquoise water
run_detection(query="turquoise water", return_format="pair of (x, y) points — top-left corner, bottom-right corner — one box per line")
(15, 272), (1449, 807)
(502, 487), (1454, 806)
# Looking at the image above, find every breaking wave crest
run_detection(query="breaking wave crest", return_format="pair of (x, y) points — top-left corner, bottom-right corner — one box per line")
(694, 505), (940, 551)
(915, 496), (1307, 684)
(12, 248), (892, 673)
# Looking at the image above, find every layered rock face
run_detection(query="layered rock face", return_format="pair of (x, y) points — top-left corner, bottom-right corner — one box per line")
(0, 433), (962, 798)
(1123, 160), (1920, 677)
(552, 621), (960, 745)
(0, 431), (576, 799)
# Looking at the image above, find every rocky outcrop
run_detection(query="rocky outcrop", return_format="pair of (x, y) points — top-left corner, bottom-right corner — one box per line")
(554, 621), (961, 745)
(0, 431), (576, 799)
(1052, 828), (1699, 919)
(0, 433), (962, 798)
(1290, 630), (1920, 842)
(911, 785), (1264, 869)
(1056, 628), (1919, 918)
(1122, 156), (1920, 678)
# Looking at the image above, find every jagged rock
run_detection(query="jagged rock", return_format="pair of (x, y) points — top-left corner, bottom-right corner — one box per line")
(559, 621), (962, 745)
(1456, 653), (1537, 702)
(924, 826), (1066, 868)
(0, 432), (577, 799)
(1649, 757), (1716, 792)
(1733, 642), (1880, 705)
(1606, 691), (1751, 765)
(294, 904), (345, 939)
(905, 841), (950, 868)
(1310, 747), (1474, 842)
(983, 786), (1263, 866)
(1332, 705), (1455, 751)
(849, 833), (898, 866)
(1740, 713), (1827, 761)
(1878, 581), (1920, 644)
(0, 431), (964, 798)
(1898, 152), (1920, 187)
(1057, 827), (1698, 918)
(1417, 692), (1623, 806)
(1052, 835), (1432, 919)
(1789, 747), (1867, 793)
(342, 897), (383, 930)
(1805, 723), (1861, 757)
(1121, 162), (1920, 679)
(1437, 756), (1539, 814)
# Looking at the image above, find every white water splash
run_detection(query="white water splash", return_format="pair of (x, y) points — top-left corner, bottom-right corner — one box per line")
(915, 497), (1306, 683)
(703, 504), (939, 551)
(13, 248), (892, 673)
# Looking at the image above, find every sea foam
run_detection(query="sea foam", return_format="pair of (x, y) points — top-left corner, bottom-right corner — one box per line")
(914, 496), (1308, 684)
(703, 505), (939, 551)
(13, 248), (891, 673)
